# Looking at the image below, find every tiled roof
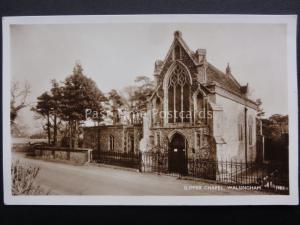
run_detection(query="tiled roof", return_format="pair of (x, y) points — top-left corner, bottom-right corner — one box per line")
(206, 63), (243, 95)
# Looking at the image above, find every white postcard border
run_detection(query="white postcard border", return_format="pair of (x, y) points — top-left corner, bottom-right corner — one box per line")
(2, 14), (298, 205)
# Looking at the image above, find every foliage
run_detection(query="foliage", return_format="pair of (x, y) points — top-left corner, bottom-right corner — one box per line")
(34, 64), (152, 148)
(11, 160), (48, 195)
(262, 114), (288, 140)
(34, 62), (107, 148)
(123, 75), (155, 111)
(49, 80), (63, 145)
(10, 80), (31, 125)
(262, 114), (289, 162)
(32, 80), (64, 145)
(32, 91), (53, 145)
(107, 89), (124, 108)
(60, 63), (107, 123)
(35, 92), (53, 115)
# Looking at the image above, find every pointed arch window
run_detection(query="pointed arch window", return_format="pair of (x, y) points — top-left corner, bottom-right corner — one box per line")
(196, 92), (205, 123)
(130, 135), (134, 152)
(196, 131), (201, 148)
(154, 97), (162, 125)
(109, 135), (114, 151)
(249, 125), (253, 145)
(156, 132), (161, 147)
(238, 124), (243, 141)
(248, 116), (254, 146)
(168, 64), (190, 123)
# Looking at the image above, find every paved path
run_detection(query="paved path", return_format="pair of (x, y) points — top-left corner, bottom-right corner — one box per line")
(13, 153), (271, 195)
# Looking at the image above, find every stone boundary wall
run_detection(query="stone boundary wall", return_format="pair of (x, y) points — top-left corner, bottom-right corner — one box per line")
(33, 147), (92, 165)
(12, 143), (30, 152)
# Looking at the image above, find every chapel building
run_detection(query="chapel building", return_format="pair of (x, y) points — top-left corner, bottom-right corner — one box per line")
(83, 31), (259, 175)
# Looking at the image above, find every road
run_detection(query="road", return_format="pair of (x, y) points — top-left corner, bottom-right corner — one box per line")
(13, 153), (271, 195)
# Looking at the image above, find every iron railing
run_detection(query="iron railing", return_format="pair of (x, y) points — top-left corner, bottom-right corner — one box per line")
(140, 152), (289, 193)
(188, 159), (289, 193)
(91, 150), (289, 193)
(91, 150), (141, 169)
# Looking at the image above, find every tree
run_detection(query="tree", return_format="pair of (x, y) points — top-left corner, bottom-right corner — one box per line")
(262, 114), (288, 140)
(269, 114), (288, 137)
(32, 80), (63, 146)
(132, 76), (155, 110)
(33, 92), (52, 145)
(107, 89), (125, 124)
(60, 62), (107, 148)
(11, 80), (30, 124)
(107, 89), (124, 108)
(123, 75), (155, 112)
(262, 114), (288, 162)
(50, 80), (63, 145)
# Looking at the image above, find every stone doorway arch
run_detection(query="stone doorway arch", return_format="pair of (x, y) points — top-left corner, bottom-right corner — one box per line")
(168, 132), (188, 175)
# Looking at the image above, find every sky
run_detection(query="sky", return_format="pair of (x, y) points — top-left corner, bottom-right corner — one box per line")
(10, 23), (287, 134)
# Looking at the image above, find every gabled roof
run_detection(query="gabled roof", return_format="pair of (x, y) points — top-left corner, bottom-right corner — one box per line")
(159, 31), (245, 96)
(206, 63), (243, 96)
(159, 31), (199, 70)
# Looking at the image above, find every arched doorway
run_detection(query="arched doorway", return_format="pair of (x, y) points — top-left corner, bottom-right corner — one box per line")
(168, 133), (188, 175)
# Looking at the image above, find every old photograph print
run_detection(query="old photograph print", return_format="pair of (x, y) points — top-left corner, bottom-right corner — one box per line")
(3, 15), (298, 205)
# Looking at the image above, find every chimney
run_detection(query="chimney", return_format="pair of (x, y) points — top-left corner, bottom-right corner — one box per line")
(194, 49), (207, 83)
(241, 83), (249, 97)
(195, 49), (206, 64)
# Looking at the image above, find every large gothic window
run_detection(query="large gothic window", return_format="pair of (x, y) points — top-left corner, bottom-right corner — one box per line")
(168, 64), (190, 123)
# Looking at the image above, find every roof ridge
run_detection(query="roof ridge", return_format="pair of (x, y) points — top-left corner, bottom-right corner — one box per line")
(207, 62), (242, 89)
(159, 31), (199, 73)
(175, 35), (198, 64)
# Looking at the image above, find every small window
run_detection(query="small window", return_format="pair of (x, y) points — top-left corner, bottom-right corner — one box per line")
(156, 132), (161, 147)
(109, 135), (114, 151)
(249, 125), (253, 145)
(149, 135), (154, 146)
(248, 116), (254, 146)
(130, 135), (134, 152)
(196, 132), (201, 148)
(238, 124), (243, 141)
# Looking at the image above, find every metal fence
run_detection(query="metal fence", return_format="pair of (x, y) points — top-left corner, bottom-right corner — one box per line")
(91, 150), (289, 193)
(189, 159), (289, 193)
(140, 151), (289, 193)
(91, 150), (141, 169)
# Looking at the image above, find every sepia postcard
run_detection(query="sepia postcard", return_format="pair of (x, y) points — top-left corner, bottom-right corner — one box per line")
(2, 15), (298, 205)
